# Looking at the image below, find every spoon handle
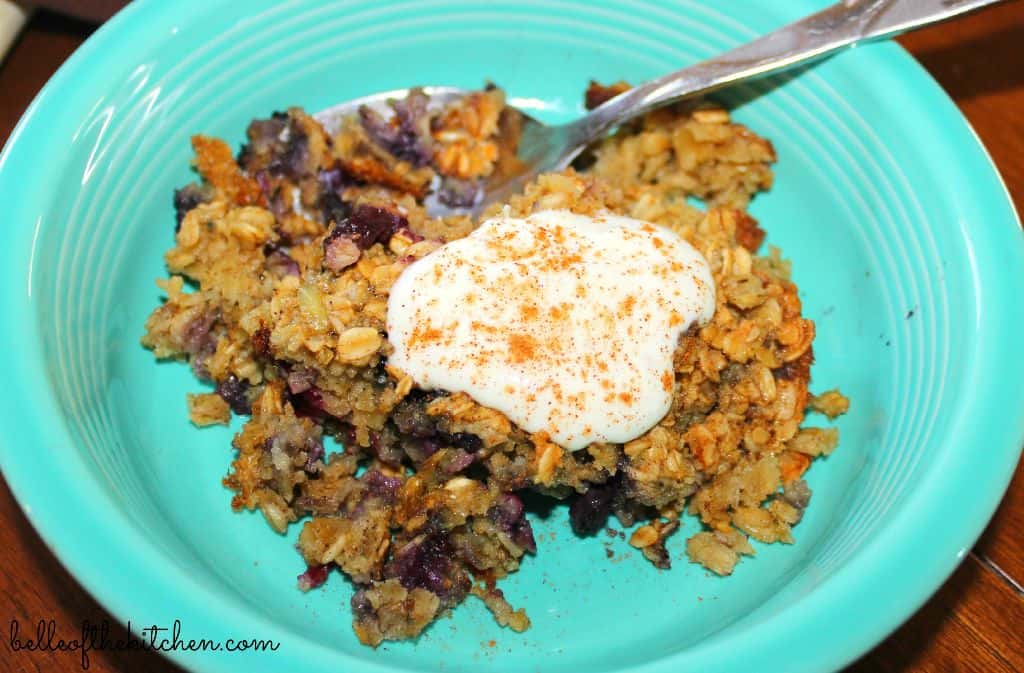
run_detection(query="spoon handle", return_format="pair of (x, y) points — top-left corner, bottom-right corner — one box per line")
(569, 0), (1004, 145)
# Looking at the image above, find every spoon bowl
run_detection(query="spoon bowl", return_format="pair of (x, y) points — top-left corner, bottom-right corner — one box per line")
(313, 85), (560, 215)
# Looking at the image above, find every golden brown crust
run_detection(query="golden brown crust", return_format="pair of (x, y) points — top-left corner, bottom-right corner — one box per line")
(733, 210), (766, 252)
(340, 155), (431, 198)
(584, 80), (631, 110)
(191, 135), (263, 206)
(776, 344), (814, 381)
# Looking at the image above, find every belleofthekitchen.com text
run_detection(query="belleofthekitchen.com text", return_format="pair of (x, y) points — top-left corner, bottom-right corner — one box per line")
(8, 618), (280, 669)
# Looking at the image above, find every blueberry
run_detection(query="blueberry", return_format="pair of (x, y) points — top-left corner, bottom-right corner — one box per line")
(173, 183), (214, 230)
(386, 533), (469, 604)
(216, 375), (251, 415)
(568, 481), (617, 537)
(437, 177), (480, 208)
(362, 470), (403, 502)
(358, 88), (433, 167)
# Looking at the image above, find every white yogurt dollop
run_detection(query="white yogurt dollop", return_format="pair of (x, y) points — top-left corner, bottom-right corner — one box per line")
(386, 209), (715, 450)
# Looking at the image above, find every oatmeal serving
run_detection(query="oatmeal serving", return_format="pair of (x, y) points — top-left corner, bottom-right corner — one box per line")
(143, 81), (848, 646)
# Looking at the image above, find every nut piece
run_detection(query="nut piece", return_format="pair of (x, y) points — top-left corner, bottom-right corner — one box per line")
(692, 108), (731, 125)
(404, 240), (443, 259)
(187, 392), (231, 426)
(532, 433), (563, 486)
(337, 327), (382, 362)
(808, 388), (850, 419)
(388, 230), (417, 255)
(629, 524), (659, 549)
(323, 234), (361, 272)
(221, 206), (276, 245)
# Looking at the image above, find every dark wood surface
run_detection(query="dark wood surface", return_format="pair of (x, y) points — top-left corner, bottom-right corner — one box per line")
(1, 5), (1022, 672)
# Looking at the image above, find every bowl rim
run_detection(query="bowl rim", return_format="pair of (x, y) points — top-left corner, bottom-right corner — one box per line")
(1, 1), (1023, 672)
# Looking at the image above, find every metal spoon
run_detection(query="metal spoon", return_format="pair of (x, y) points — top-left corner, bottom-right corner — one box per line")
(314, 0), (1002, 216)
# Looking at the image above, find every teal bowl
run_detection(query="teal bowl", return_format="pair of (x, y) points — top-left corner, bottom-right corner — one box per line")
(2, 1), (1023, 672)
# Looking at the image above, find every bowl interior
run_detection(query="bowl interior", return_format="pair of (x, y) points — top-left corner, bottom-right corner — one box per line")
(9, 1), (1020, 672)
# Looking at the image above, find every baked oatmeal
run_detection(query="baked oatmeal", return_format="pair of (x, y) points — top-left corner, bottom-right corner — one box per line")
(143, 81), (847, 646)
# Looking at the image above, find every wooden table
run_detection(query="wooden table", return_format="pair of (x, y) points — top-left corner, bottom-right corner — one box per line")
(1, 6), (1022, 673)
